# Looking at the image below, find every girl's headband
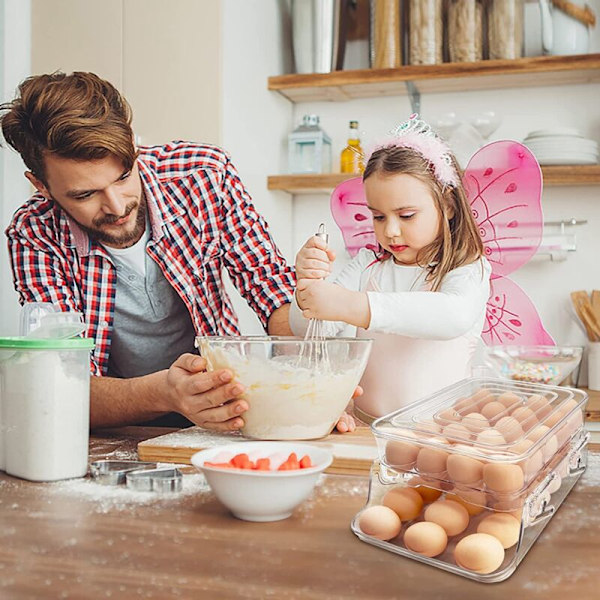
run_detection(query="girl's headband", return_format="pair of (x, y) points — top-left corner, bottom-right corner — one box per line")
(365, 114), (459, 188)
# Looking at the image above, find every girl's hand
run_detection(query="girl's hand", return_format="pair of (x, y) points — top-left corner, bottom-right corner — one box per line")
(296, 279), (371, 328)
(335, 411), (356, 433)
(295, 235), (336, 280)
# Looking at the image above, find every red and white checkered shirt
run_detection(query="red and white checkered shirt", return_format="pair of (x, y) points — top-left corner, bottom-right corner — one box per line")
(6, 142), (296, 376)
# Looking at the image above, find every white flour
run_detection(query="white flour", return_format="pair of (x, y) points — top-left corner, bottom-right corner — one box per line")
(200, 341), (366, 440)
(0, 350), (89, 481)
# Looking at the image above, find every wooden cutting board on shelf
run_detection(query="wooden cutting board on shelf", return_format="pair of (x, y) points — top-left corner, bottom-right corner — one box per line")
(137, 426), (378, 476)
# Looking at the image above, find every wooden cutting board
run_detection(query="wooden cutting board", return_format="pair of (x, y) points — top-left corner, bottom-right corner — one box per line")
(137, 426), (379, 476)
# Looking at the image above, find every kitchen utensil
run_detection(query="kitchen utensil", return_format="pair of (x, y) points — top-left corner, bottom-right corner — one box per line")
(191, 441), (333, 521)
(89, 460), (158, 485)
(292, 0), (350, 73)
(125, 467), (183, 493)
(570, 290), (599, 341)
(196, 336), (372, 440)
(590, 290), (600, 320)
(297, 223), (332, 372)
(539, 0), (593, 56)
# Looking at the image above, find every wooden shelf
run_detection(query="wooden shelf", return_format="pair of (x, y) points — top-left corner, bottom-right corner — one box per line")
(268, 54), (600, 102)
(268, 165), (600, 194)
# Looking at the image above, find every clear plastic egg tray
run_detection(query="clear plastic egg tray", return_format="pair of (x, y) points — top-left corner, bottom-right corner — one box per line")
(351, 377), (589, 582)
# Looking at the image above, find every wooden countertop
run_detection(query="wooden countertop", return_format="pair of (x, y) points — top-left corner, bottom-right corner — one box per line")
(0, 427), (598, 599)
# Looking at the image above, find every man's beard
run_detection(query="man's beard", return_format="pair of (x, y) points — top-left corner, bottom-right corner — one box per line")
(79, 195), (147, 248)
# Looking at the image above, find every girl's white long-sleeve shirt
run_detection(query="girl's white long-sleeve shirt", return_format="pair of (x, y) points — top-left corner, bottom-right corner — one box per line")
(289, 249), (492, 419)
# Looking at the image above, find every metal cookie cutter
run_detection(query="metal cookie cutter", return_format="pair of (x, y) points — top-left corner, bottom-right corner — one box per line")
(125, 467), (183, 493)
(90, 460), (158, 485)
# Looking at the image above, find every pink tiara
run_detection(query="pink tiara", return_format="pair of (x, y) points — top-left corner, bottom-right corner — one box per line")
(364, 114), (459, 188)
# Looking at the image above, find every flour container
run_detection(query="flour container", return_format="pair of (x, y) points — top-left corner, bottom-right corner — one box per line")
(0, 337), (94, 481)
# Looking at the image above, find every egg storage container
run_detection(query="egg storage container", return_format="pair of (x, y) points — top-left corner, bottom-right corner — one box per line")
(351, 377), (589, 583)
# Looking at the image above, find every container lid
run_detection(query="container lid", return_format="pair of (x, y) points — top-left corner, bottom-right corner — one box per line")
(0, 337), (95, 349)
(371, 377), (588, 500)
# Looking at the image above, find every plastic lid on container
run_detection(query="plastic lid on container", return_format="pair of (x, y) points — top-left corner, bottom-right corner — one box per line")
(0, 337), (95, 349)
(371, 377), (588, 500)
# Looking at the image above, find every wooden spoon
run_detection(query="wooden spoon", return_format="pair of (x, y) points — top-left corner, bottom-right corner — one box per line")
(570, 290), (598, 341)
(591, 290), (600, 321)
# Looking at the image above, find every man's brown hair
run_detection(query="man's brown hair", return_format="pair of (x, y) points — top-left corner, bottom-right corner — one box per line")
(0, 71), (137, 184)
(364, 145), (485, 292)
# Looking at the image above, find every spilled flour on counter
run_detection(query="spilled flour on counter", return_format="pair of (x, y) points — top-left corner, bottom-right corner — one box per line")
(43, 470), (211, 513)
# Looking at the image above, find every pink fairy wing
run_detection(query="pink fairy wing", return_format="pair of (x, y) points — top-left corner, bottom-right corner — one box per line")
(463, 141), (543, 278)
(330, 177), (377, 257)
(483, 276), (554, 346)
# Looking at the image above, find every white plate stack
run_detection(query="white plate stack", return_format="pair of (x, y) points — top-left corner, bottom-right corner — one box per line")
(523, 127), (599, 165)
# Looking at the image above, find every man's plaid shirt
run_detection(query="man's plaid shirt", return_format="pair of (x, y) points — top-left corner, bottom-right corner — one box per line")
(6, 142), (296, 375)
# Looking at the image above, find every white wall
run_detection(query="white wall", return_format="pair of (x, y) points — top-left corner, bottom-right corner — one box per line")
(220, 0), (294, 334)
(0, 0), (31, 336)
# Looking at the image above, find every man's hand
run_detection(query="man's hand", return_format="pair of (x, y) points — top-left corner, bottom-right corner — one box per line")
(166, 354), (248, 431)
(295, 235), (336, 280)
(296, 279), (371, 329)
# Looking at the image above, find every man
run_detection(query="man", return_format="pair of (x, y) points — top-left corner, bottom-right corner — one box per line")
(0, 71), (296, 431)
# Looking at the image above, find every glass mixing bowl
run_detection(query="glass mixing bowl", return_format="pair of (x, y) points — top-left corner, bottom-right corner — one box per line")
(195, 336), (373, 440)
(483, 345), (583, 386)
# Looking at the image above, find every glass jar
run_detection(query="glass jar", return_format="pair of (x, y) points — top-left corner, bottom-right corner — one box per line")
(408, 0), (443, 65)
(487, 0), (524, 60)
(370, 0), (402, 69)
(448, 0), (484, 62)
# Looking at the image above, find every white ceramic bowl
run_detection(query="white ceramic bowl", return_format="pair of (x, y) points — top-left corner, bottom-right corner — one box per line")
(191, 441), (333, 522)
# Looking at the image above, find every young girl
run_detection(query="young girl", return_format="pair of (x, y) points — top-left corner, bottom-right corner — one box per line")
(290, 115), (491, 430)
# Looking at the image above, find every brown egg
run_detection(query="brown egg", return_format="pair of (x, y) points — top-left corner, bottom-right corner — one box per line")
(454, 396), (476, 415)
(446, 487), (487, 516)
(424, 499), (470, 536)
(408, 476), (443, 504)
(511, 406), (538, 432)
(524, 394), (552, 420)
(483, 463), (524, 493)
(470, 389), (495, 410)
(496, 392), (521, 410)
(476, 428), (506, 447)
(544, 407), (564, 428)
(494, 416), (524, 443)
(527, 425), (558, 461)
(385, 438), (420, 469)
(418, 419), (442, 435)
(556, 410), (584, 446)
(477, 513), (521, 549)
(454, 533), (505, 574)
(358, 505), (402, 540)
(511, 438), (544, 478)
(442, 423), (472, 443)
(481, 401), (508, 422)
(447, 451), (484, 484)
(383, 487), (424, 521)
(462, 412), (489, 433)
(404, 521), (448, 557)
(416, 444), (450, 476)
(435, 407), (462, 425)
(492, 501), (523, 521)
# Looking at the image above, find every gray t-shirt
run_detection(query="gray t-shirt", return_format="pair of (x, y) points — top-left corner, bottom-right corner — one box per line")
(106, 242), (197, 379)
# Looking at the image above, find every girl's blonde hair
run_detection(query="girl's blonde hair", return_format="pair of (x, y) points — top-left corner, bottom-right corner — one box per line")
(363, 145), (484, 291)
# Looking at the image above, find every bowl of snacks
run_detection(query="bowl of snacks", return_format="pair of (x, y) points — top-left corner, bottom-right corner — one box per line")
(195, 336), (372, 440)
(191, 441), (333, 521)
(483, 345), (582, 386)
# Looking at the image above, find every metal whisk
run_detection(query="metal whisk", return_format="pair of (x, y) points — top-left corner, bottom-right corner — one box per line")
(297, 223), (331, 372)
